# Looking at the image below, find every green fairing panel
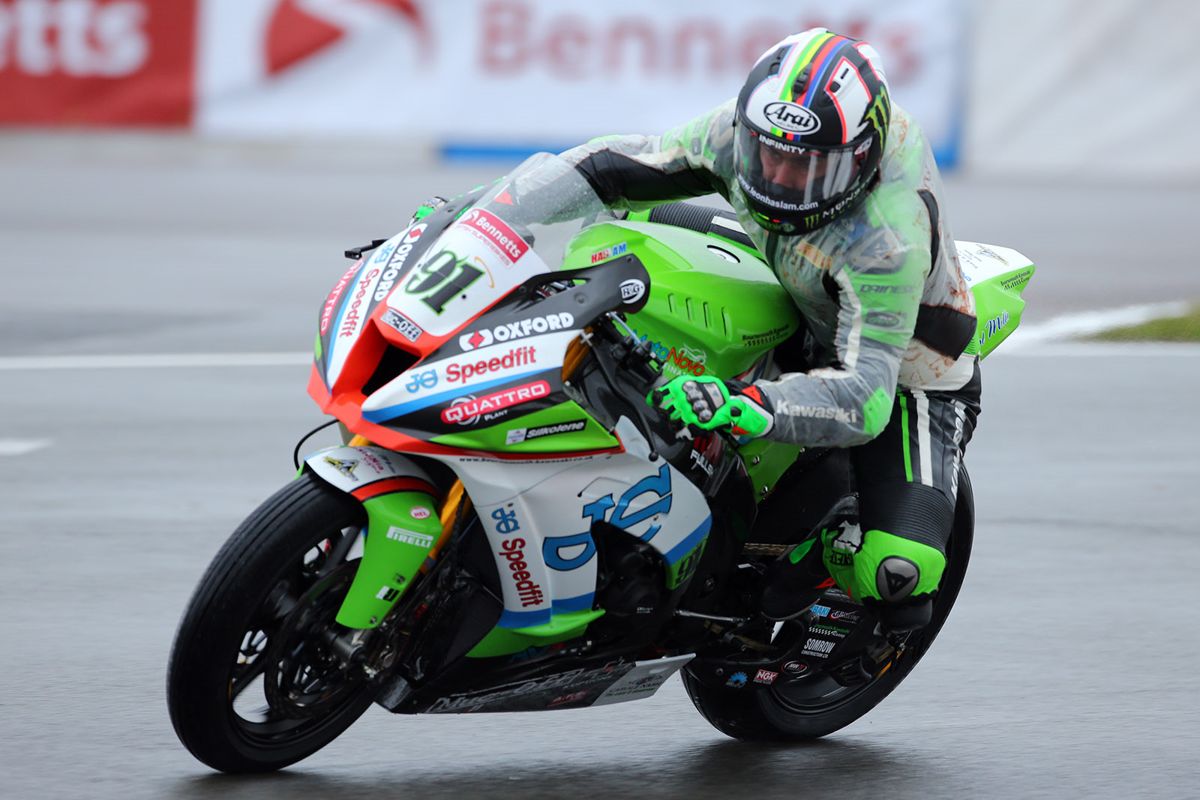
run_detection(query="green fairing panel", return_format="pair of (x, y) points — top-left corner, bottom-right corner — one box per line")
(955, 241), (1037, 359)
(736, 437), (805, 508)
(431, 401), (618, 453)
(334, 491), (442, 629)
(467, 609), (606, 658)
(563, 221), (800, 381)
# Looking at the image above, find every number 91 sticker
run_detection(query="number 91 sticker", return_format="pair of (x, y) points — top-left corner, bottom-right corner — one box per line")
(390, 217), (549, 335)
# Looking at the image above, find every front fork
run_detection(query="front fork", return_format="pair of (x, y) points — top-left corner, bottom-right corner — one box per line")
(303, 441), (463, 630)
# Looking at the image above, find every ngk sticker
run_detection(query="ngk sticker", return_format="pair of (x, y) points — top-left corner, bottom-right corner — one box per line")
(458, 312), (575, 351)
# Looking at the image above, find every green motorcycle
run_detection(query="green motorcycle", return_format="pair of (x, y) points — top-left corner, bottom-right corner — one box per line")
(167, 153), (1034, 772)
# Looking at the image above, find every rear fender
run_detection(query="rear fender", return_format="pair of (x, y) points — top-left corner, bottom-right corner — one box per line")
(305, 446), (443, 629)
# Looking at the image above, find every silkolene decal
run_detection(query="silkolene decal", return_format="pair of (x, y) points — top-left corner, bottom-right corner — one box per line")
(390, 211), (548, 336)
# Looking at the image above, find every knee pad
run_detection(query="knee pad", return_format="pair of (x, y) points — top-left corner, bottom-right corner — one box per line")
(821, 527), (946, 603)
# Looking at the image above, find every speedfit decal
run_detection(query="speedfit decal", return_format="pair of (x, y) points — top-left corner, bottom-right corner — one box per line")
(445, 345), (537, 384)
(459, 312), (576, 351)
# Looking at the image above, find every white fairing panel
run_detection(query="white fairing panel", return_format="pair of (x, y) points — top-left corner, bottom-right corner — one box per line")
(361, 329), (579, 422)
(955, 240), (1033, 285)
(447, 420), (712, 628)
(388, 209), (552, 337)
(306, 445), (433, 494)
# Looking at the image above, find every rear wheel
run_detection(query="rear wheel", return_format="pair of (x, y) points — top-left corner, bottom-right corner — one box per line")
(683, 471), (975, 740)
(167, 473), (376, 772)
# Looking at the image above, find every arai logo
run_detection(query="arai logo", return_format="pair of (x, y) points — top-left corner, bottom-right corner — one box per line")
(763, 102), (821, 135)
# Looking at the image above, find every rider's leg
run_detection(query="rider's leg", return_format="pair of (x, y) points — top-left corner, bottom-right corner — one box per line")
(828, 371), (981, 631)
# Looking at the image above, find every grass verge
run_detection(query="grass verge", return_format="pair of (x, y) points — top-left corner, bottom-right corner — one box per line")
(1089, 304), (1200, 342)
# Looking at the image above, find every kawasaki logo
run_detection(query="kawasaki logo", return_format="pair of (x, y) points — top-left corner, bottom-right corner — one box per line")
(459, 312), (575, 351)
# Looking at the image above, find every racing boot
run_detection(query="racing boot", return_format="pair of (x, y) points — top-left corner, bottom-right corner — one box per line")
(759, 495), (858, 621)
(824, 528), (946, 634)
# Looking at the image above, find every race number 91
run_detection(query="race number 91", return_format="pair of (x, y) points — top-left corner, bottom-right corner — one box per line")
(405, 250), (484, 314)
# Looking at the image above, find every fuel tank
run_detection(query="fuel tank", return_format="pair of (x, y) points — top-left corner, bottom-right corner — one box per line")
(562, 221), (800, 380)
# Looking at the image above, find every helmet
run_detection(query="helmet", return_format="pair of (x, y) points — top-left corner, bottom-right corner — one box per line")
(734, 29), (892, 235)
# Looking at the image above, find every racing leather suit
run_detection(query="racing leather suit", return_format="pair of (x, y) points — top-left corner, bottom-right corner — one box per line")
(560, 100), (981, 612)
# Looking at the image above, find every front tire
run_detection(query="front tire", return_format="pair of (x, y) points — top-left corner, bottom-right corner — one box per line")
(167, 473), (376, 772)
(684, 470), (975, 740)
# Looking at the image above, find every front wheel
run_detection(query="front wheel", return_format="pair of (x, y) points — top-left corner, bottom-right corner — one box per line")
(167, 473), (376, 773)
(683, 469), (975, 741)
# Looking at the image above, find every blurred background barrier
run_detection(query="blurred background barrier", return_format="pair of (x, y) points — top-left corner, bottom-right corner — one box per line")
(1, 0), (1197, 179)
(1, 0), (964, 160)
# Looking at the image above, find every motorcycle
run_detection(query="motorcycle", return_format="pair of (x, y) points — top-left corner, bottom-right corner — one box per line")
(167, 153), (1035, 773)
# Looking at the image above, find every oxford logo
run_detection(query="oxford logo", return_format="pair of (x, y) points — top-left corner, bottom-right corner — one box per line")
(763, 102), (821, 134)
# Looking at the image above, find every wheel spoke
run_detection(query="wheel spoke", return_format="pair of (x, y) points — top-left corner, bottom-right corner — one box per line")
(230, 649), (271, 701)
(318, 526), (363, 578)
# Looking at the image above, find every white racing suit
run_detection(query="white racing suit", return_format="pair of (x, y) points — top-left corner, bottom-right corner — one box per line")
(559, 100), (981, 613)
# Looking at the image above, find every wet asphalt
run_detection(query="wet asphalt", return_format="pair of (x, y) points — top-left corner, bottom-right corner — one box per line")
(1, 137), (1198, 799)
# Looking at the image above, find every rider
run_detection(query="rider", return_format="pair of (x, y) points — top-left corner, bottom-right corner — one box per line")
(558, 29), (981, 632)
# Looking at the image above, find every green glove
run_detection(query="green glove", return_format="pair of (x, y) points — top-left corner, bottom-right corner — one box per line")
(648, 375), (775, 438)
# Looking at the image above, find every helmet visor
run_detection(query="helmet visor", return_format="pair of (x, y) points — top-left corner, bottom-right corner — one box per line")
(736, 126), (874, 218)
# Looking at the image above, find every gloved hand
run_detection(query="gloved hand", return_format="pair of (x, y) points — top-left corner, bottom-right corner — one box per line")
(648, 375), (775, 437)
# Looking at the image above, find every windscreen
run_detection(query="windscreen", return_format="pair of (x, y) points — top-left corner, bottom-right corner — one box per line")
(385, 153), (613, 338)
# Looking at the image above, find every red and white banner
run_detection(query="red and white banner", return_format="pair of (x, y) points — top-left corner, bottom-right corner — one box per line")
(194, 0), (964, 161)
(0, 0), (197, 125)
(0, 0), (964, 163)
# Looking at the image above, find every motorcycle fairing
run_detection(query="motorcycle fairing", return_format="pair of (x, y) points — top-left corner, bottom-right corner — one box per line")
(310, 254), (651, 459)
(305, 445), (444, 629)
(305, 445), (437, 501)
(955, 241), (1036, 359)
(440, 418), (712, 629)
(421, 653), (694, 714)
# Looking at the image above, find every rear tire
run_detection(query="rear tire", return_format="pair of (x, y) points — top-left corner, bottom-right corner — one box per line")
(167, 473), (376, 772)
(684, 470), (975, 740)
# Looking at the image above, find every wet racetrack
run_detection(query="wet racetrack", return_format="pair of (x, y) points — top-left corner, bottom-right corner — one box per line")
(1, 137), (1198, 799)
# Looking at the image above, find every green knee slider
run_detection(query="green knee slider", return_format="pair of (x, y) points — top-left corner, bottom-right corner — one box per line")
(821, 526), (945, 603)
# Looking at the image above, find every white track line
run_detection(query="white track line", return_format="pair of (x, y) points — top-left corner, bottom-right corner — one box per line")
(1004, 301), (1191, 350)
(0, 304), (1195, 370)
(0, 439), (51, 456)
(0, 352), (310, 370)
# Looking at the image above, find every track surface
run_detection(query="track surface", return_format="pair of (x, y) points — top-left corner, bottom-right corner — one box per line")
(2, 138), (1198, 799)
